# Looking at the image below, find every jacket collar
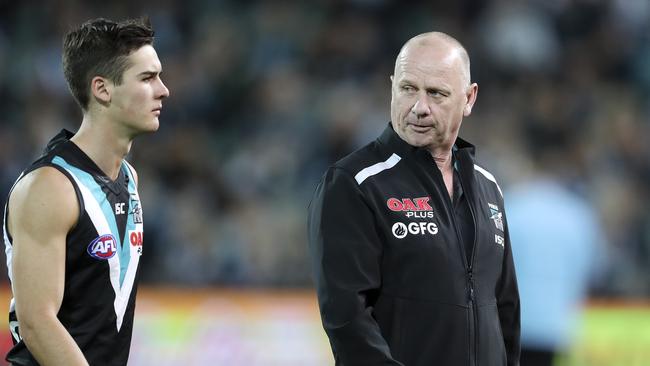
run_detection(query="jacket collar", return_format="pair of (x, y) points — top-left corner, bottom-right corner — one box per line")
(378, 122), (476, 160)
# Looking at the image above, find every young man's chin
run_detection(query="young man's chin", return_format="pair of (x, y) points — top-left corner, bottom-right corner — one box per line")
(143, 118), (161, 132)
(130, 120), (160, 137)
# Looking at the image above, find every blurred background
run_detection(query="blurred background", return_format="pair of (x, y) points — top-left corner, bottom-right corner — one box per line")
(0, 0), (649, 365)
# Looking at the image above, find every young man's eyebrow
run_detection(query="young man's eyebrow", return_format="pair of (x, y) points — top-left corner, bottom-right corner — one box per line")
(138, 70), (160, 77)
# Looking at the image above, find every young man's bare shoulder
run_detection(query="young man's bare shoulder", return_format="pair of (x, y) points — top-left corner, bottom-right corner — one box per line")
(8, 166), (79, 233)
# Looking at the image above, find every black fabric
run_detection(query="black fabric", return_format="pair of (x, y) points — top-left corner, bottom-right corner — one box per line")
(520, 348), (555, 366)
(4, 130), (141, 366)
(308, 122), (520, 366)
(453, 168), (475, 265)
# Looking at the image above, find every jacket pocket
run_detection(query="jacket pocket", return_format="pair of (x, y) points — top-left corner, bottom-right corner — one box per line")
(476, 301), (507, 366)
(373, 295), (404, 360)
(374, 294), (469, 366)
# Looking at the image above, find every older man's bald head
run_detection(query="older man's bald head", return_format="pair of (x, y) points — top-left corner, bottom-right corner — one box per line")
(394, 32), (472, 87)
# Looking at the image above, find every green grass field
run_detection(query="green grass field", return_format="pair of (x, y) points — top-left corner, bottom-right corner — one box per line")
(0, 288), (648, 365)
(559, 306), (650, 366)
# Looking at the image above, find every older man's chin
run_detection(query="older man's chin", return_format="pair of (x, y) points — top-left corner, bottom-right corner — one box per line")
(402, 133), (434, 148)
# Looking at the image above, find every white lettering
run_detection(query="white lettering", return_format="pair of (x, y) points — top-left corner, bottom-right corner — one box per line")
(405, 211), (435, 218)
(107, 239), (116, 252)
(115, 202), (126, 215)
(94, 239), (116, 253)
(393, 222), (439, 238)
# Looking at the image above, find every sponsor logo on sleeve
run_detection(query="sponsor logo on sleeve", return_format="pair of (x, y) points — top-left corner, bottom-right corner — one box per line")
(87, 234), (117, 260)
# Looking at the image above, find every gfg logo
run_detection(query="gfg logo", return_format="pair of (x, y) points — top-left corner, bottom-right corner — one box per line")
(392, 222), (439, 239)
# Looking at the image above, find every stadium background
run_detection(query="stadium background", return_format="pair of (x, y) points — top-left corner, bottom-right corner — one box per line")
(0, 0), (648, 364)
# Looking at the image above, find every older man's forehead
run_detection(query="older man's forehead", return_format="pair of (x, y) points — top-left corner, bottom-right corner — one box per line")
(395, 42), (470, 85)
(397, 45), (464, 72)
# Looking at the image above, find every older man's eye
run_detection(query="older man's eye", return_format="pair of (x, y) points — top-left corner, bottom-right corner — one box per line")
(402, 85), (415, 92)
(427, 89), (445, 97)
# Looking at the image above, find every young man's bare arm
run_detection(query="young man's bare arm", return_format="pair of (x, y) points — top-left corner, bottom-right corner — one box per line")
(7, 167), (89, 366)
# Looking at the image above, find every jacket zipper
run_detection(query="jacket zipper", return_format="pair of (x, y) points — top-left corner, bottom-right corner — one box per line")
(457, 170), (479, 366)
(468, 270), (476, 366)
(427, 153), (478, 366)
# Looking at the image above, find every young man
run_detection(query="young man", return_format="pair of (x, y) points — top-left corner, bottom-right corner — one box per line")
(3, 17), (169, 365)
(308, 32), (520, 365)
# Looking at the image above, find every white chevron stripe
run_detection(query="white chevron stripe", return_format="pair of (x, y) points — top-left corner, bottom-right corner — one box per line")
(116, 165), (142, 331)
(355, 154), (402, 185)
(474, 164), (503, 197)
(63, 169), (127, 331)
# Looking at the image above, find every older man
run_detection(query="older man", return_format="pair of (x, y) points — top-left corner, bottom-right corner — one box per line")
(308, 32), (520, 366)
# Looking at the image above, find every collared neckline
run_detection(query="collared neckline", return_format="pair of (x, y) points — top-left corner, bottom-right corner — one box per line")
(377, 122), (476, 160)
(44, 129), (127, 194)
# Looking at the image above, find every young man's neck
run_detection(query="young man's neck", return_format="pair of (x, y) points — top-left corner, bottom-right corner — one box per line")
(70, 115), (133, 180)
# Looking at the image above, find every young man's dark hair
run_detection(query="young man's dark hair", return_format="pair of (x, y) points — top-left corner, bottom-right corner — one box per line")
(4, 15), (168, 365)
(62, 17), (154, 110)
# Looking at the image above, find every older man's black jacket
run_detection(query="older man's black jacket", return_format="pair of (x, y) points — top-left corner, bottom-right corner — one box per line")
(308, 123), (520, 366)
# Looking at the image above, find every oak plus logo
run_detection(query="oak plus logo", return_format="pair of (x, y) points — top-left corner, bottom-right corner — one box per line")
(129, 230), (144, 255)
(387, 197), (434, 219)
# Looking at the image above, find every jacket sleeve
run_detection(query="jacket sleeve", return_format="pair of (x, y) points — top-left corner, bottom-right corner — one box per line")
(496, 210), (521, 366)
(308, 167), (403, 365)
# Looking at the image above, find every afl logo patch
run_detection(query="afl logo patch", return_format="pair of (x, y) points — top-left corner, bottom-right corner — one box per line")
(87, 234), (117, 260)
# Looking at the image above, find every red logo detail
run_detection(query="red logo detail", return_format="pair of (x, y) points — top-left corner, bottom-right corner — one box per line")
(130, 231), (143, 247)
(387, 197), (432, 211)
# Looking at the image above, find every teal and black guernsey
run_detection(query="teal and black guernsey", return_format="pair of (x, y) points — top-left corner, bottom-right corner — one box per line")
(3, 129), (145, 366)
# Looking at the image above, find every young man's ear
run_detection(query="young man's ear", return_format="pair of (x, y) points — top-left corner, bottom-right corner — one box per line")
(90, 76), (112, 106)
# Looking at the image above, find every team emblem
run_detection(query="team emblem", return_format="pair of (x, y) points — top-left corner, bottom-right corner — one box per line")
(488, 203), (504, 231)
(130, 194), (143, 224)
(87, 234), (117, 260)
